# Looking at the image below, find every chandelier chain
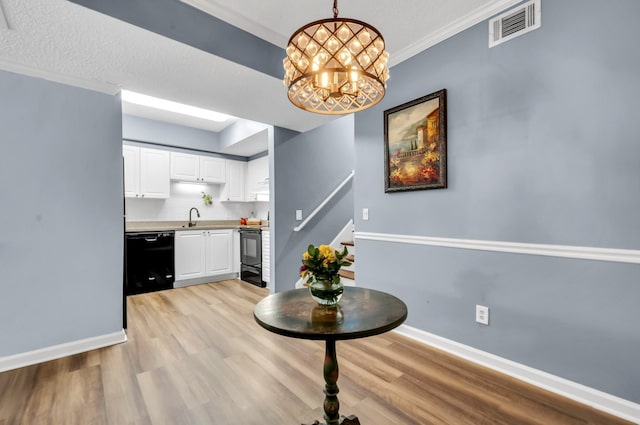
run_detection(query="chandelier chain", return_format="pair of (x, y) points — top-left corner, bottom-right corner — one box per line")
(333, 0), (339, 18)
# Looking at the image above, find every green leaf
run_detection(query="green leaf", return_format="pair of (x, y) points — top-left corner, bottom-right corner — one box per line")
(307, 245), (315, 257)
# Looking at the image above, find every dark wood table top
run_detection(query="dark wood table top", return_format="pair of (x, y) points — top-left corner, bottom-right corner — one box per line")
(253, 287), (408, 341)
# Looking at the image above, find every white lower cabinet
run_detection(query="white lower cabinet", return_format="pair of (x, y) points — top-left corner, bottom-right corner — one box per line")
(175, 229), (233, 282)
(175, 231), (206, 280)
(233, 230), (240, 274)
(204, 230), (233, 275)
(261, 229), (270, 284)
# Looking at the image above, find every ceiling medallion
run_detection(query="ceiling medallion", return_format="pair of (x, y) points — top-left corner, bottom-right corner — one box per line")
(283, 0), (389, 114)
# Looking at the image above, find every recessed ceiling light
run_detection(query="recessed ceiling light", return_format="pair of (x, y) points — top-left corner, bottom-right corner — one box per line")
(121, 90), (229, 122)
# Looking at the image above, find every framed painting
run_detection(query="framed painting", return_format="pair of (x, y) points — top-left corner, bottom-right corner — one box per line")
(384, 89), (447, 192)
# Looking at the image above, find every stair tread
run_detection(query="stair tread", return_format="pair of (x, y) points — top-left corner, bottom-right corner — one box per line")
(345, 255), (354, 262)
(341, 241), (354, 246)
(338, 269), (355, 280)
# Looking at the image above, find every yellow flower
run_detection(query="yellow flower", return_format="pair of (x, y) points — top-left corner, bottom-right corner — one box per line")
(301, 243), (349, 282)
(318, 245), (336, 262)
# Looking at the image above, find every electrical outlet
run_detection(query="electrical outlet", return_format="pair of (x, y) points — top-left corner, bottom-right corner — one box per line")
(295, 210), (302, 221)
(476, 305), (489, 325)
(362, 208), (369, 220)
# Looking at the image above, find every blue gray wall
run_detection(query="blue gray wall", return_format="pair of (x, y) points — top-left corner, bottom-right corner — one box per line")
(0, 70), (123, 356)
(124, 114), (269, 161)
(354, 0), (640, 402)
(123, 114), (221, 153)
(272, 116), (354, 292)
(219, 119), (270, 151)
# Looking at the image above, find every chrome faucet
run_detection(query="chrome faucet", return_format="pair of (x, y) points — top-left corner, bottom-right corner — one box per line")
(188, 207), (200, 227)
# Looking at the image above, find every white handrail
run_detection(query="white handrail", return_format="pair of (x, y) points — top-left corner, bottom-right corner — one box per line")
(293, 170), (355, 232)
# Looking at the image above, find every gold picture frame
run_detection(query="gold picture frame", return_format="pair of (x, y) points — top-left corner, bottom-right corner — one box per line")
(384, 89), (447, 192)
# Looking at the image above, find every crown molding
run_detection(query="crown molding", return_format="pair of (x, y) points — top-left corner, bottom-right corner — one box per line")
(390, 0), (524, 66)
(180, 0), (288, 47)
(0, 58), (120, 95)
(181, 0), (527, 66)
(355, 232), (640, 265)
(0, 1), (8, 30)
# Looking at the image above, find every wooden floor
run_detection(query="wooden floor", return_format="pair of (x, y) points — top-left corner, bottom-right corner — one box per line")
(0, 280), (632, 425)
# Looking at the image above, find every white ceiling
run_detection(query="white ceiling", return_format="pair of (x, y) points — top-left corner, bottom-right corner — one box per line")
(0, 0), (519, 155)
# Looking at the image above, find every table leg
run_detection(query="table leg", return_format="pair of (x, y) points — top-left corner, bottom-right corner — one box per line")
(323, 339), (340, 425)
(302, 340), (360, 425)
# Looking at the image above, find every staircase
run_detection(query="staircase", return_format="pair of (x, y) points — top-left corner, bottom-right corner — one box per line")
(338, 240), (355, 285)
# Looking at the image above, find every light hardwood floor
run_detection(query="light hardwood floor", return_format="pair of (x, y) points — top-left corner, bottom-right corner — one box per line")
(0, 280), (632, 425)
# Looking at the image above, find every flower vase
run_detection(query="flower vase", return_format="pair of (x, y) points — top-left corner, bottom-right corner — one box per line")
(309, 277), (344, 306)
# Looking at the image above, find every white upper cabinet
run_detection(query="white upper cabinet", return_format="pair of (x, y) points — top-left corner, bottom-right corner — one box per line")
(123, 145), (170, 199)
(246, 155), (269, 201)
(220, 160), (246, 201)
(200, 157), (225, 183)
(171, 152), (225, 183)
(170, 152), (199, 182)
(123, 145), (140, 198)
(139, 148), (170, 198)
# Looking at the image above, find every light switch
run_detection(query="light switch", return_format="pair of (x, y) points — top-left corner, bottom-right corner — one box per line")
(476, 305), (489, 325)
(296, 210), (302, 221)
(362, 208), (369, 220)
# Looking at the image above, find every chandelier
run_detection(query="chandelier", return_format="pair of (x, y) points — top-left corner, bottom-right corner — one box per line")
(283, 0), (389, 114)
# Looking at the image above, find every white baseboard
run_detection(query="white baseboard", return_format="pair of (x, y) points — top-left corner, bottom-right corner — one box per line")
(0, 330), (127, 373)
(174, 272), (239, 288)
(394, 325), (640, 424)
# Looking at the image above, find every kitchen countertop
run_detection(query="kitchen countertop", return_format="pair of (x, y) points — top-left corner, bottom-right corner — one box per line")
(126, 220), (267, 233)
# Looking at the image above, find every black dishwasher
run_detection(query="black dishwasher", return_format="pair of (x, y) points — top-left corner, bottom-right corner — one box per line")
(125, 231), (175, 295)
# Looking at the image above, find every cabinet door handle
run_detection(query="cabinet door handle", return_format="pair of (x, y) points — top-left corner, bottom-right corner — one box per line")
(148, 276), (156, 281)
(144, 237), (158, 242)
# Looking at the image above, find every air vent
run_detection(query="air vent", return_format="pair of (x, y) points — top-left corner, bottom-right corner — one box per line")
(489, 0), (540, 48)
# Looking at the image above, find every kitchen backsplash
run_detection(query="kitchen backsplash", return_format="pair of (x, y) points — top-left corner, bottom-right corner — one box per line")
(126, 182), (266, 222)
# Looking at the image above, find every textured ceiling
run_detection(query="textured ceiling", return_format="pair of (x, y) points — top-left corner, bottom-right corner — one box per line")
(0, 0), (520, 155)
